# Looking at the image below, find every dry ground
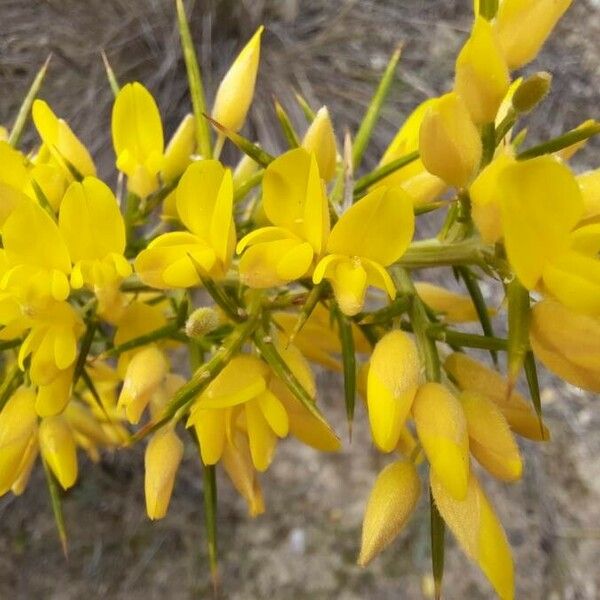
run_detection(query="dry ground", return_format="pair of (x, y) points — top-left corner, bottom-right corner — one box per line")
(0, 1), (599, 598)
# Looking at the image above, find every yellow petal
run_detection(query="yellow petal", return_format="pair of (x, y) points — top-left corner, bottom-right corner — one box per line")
(495, 0), (573, 69)
(36, 367), (73, 417)
(302, 106), (337, 182)
(357, 459), (421, 566)
(367, 330), (420, 452)
(144, 428), (183, 520)
(257, 389), (289, 438)
(39, 415), (78, 490)
(413, 382), (470, 500)
(577, 168), (600, 219)
(32, 99), (96, 177)
(460, 391), (523, 481)
(530, 298), (600, 392)
(190, 409), (228, 465)
(444, 352), (549, 441)
(455, 17), (510, 125)
(245, 400), (277, 471)
(327, 186), (415, 266)
(498, 156), (583, 289)
(415, 281), (492, 323)
(211, 26), (263, 132)
(431, 471), (514, 600)
(162, 114), (196, 181)
(419, 92), (482, 188)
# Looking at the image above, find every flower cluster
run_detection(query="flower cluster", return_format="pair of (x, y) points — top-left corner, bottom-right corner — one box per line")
(0, 0), (598, 597)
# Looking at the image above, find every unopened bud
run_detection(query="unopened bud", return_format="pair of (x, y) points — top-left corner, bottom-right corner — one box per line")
(511, 72), (552, 114)
(185, 307), (220, 339)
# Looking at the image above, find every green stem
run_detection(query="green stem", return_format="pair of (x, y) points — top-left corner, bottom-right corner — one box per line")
(353, 150), (419, 197)
(397, 238), (488, 269)
(517, 121), (600, 160)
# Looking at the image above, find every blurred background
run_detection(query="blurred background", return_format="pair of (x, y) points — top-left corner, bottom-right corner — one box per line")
(1, 1), (599, 598)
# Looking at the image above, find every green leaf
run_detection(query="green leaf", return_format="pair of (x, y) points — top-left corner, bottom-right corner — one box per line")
(333, 304), (356, 438)
(274, 99), (300, 148)
(285, 282), (325, 346)
(0, 364), (23, 411)
(294, 92), (316, 122)
(352, 44), (403, 170)
(353, 150), (420, 197)
(175, 0), (212, 159)
(8, 54), (51, 148)
(42, 458), (69, 558)
(523, 351), (548, 440)
(73, 319), (97, 385)
(430, 488), (445, 600)
(507, 277), (530, 385)
(479, 0), (499, 20)
(101, 50), (120, 97)
(234, 169), (264, 203)
(203, 463), (219, 593)
(357, 294), (410, 325)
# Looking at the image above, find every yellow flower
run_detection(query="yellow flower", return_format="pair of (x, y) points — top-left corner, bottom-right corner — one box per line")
(415, 281), (495, 323)
(313, 185), (414, 315)
(444, 352), (549, 441)
(117, 345), (169, 424)
(455, 16), (510, 125)
(238, 148), (329, 288)
(357, 459), (421, 566)
(494, 0), (573, 70)
(211, 26), (264, 133)
(431, 471), (514, 600)
(377, 100), (447, 205)
(460, 391), (523, 481)
(577, 168), (600, 220)
(39, 415), (78, 490)
(112, 82), (164, 197)
(36, 365), (74, 417)
(144, 426), (184, 520)
(412, 382), (470, 500)
(529, 298), (600, 392)
(497, 155), (600, 316)
(367, 331), (421, 452)
(135, 160), (235, 287)
(32, 99), (96, 178)
(0, 387), (38, 495)
(419, 92), (482, 188)
(302, 106), (337, 182)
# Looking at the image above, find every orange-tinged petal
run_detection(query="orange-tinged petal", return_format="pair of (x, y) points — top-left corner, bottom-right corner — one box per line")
(358, 459), (421, 566)
(367, 331), (420, 452)
(431, 471), (514, 600)
(413, 383), (469, 500)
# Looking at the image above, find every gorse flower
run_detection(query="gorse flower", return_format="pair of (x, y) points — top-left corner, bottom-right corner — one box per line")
(0, 2), (594, 598)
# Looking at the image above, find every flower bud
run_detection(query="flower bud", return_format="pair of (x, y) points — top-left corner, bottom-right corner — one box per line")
(444, 352), (549, 441)
(413, 383), (469, 500)
(454, 17), (510, 125)
(529, 298), (600, 393)
(460, 391), (523, 481)
(39, 415), (78, 490)
(118, 345), (169, 424)
(431, 471), (514, 600)
(144, 427), (184, 520)
(494, 0), (573, 70)
(211, 26), (264, 133)
(302, 106), (337, 182)
(185, 307), (220, 339)
(0, 387), (38, 495)
(162, 114), (196, 181)
(367, 331), (421, 452)
(419, 92), (482, 188)
(357, 459), (421, 566)
(511, 72), (552, 114)
(233, 152), (259, 187)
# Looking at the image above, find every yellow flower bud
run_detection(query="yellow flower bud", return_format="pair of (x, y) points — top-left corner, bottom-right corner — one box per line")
(460, 391), (523, 481)
(162, 114), (196, 182)
(233, 152), (259, 187)
(530, 298), (600, 393)
(367, 331), (421, 452)
(412, 383), (469, 500)
(511, 72), (552, 114)
(211, 26), (264, 133)
(444, 352), (549, 441)
(455, 17), (510, 125)
(357, 459), (421, 566)
(302, 106), (337, 182)
(0, 387), (38, 495)
(419, 92), (482, 188)
(415, 281), (494, 323)
(185, 307), (220, 339)
(39, 415), (78, 490)
(494, 0), (572, 69)
(118, 346), (169, 424)
(144, 427), (184, 520)
(431, 471), (514, 600)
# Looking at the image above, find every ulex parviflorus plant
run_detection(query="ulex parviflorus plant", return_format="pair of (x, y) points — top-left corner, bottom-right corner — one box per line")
(0, 0), (598, 596)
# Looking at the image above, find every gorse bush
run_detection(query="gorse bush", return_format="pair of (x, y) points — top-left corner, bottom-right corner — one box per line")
(0, 0), (598, 597)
